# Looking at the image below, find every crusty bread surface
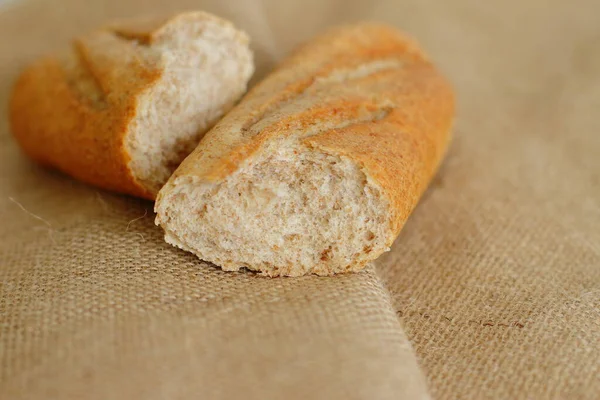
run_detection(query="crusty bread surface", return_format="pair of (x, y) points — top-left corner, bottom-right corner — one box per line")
(10, 11), (254, 199)
(156, 23), (455, 277)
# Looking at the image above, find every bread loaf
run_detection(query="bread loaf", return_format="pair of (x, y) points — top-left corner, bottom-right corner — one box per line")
(155, 23), (455, 277)
(9, 11), (254, 199)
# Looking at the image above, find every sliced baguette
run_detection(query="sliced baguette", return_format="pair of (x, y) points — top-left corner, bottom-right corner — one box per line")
(155, 23), (455, 277)
(9, 11), (254, 199)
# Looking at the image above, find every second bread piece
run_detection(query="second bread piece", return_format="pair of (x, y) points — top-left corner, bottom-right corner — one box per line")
(155, 24), (455, 277)
(10, 11), (253, 199)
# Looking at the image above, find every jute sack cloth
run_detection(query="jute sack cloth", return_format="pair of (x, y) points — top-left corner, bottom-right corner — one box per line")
(0, 0), (599, 399)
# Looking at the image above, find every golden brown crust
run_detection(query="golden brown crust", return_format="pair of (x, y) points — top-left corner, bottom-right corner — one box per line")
(9, 11), (248, 200)
(165, 23), (454, 245)
(9, 17), (165, 199)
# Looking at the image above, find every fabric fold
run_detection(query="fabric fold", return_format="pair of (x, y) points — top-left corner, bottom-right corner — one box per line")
(0, 190), (429, 399)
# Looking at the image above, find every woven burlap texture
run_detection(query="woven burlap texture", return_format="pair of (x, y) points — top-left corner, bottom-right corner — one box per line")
(1, 0), (599, 399)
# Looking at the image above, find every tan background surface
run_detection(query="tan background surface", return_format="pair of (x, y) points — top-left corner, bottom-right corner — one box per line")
(1, 0), (599, 399)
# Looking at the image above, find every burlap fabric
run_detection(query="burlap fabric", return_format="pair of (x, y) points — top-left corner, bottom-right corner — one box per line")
(1, 0), (598, 399)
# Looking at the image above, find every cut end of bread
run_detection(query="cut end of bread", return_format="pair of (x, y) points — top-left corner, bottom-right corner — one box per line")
(154, 22), (454, 277)
(155, 144), (392, 277)
(8, 11), (253, 199)
(126, 12), (254, 194)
